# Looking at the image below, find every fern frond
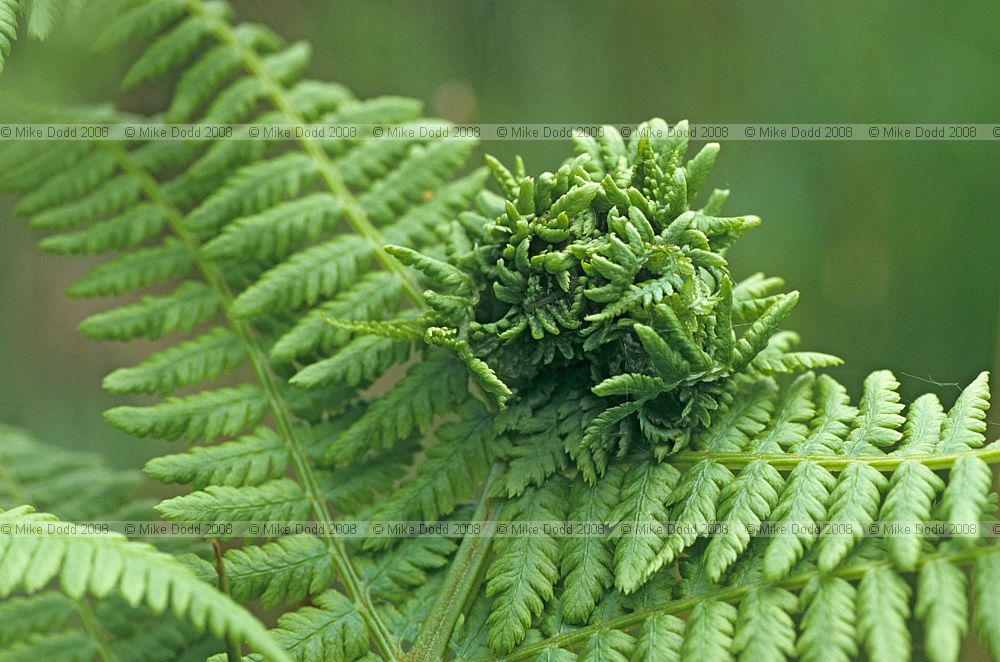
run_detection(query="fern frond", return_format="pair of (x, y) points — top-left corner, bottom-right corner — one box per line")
(730, 586), (797, 662)
(487, 479), (569, 654)
(157, 478), (310, 522)
(606, 460), (679, 594)
(703, 460), (783, 581)
(0, 506), (291, 662)
(631, 613), (684, 662)
(857, 565), (911, 662)
(796, 576), (857, 662)
(0, 425), (143, 520)
(232, 590), (369, 662)
(938, 370), (990, 451)
(224, 535), (332, 608)
(105, 384), (268, 442)
(270, 272), (402, 361)
(560, 470), (621, 623)
(144, 426), (287, 488)
(291, 336), (412, 389)
(362, 400), (492, 537)
(916, 557), (968, 662)
(762, 461), (835, 579)
(67, 239), (195, 298)
(78, 281), (217, 340)
(815, 462), (887, 571)
(679, 601), (737, 662)
(880, 460), (944, 570)
(103, 326), (244, 394)
(231, 235), (371, 317)
(843, 369), (905, 454)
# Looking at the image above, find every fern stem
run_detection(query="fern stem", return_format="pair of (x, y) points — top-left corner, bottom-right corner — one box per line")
(670, 444), (1000, 471)
(477, 542), (1000, 661)
(75, 598), (119, 662)
(99, 142), (403, 661)
(212, 540), (243, 662)
(406, 462), (504, 662)
(185, 0), (426, 308)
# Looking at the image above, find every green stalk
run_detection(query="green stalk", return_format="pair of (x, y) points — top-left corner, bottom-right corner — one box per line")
(406, 463), (504, 662)
(76, 598), (119, 662)
(670, 443), (1000, 471)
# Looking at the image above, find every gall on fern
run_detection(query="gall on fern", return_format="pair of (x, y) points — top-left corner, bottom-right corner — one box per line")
(2, 1), (1000, 660)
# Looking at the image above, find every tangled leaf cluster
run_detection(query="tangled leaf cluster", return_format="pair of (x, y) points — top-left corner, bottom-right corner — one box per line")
(389, 120), (839, 466)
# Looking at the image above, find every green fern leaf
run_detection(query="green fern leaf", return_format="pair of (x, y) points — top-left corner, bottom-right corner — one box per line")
(78, 281), (217, 340)
(796, 576), (857, 662)
(976, 552), (1000, 660)
(225, 535), (333, 608)
(938, 371), (990, 451)
(255, 590), (368, 662)
(763, 461), (835, 578)
(144, 426), (287, 488)
(649, 460), (732, 580)
(487, 480), (569, 655)
(880, 460), (944, 570)
(692, 377), (777, 452)
(631, 613), (684, 662)
(843, 369), (905, 454)
(606, 460), (680, 594)
(156, 478), (309, 522)
(105, 384), (268, 442)
(561, 469), (622, 623)
(232, 235), (371, 317)
(38, 203), (166, 255)
(363, 401), (491, 530)
(66, 240), (194, 298)
(121, 3), (229, 89)
(732, 586), (797, 662)
(704, 460), (783, 581)
(578, 628), (635, 662)
(202, 193), (343, 262)
(816, 462), (887, 571)
(270, 272), (402, 361)
(103, 326), (244, 394)
(679, 601), (737, 662)
(792, 374), (856, 454)
(0, 506), (291, 662)
(895, 392), (945, 455)
(939, 455), (994, 541)
(749, 372), (815, 452)
(732, 292), (799, 370)
(186, 152), (318, 236)
(0, 592), (77, 647)
(916, 557), (969, 662)
(291, 336), (411, 389)
(361, 536), (457, 603)
(858, 565), (911, 662)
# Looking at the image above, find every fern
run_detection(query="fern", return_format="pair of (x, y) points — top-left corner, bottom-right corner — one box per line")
(0, 504), (289, 661)
(2, 5), (1000, 660)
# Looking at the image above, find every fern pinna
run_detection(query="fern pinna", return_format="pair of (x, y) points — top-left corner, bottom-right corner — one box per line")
(1, 1), (999, 661)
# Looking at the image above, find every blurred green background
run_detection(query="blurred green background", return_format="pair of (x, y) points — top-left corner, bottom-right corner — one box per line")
(1, 0), (999, 466)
